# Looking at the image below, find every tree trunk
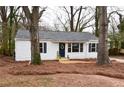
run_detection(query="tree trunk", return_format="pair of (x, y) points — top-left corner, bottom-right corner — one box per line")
(75, 6), (82, 32)
(1, 21), (9, 55)
(95, 6), (99, 37)
(70, 6), (74, 32)
(30, 7), (41, 64)
(97, 6), (110, 65)
(22, 6), (45, 65)
(8, 7), (14, 56)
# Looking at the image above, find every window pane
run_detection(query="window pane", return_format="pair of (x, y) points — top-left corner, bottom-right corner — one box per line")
(92, 43), (95, 47)
(92, 47), (95, 52)
(68, 43), (71, 47)
(80, 43), (83, 52)
(89, 43), (97, 52)
(68, 48), (71, 52)
(44, 43), (47, 53)
(40, 43), (42, 47)
(72, 43), (79, 52)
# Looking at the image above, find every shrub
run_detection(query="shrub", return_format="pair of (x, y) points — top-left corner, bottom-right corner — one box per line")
(109, 48), (120, 55)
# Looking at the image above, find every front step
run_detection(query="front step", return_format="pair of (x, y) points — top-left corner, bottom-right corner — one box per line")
(59, 57), (69, 63)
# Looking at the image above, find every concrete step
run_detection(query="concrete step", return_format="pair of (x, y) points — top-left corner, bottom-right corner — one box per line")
(59, 58), (69, 61)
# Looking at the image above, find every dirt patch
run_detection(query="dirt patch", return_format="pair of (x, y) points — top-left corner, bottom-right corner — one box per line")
(6, 60), (124, 79)
(49, 74), (124, 87)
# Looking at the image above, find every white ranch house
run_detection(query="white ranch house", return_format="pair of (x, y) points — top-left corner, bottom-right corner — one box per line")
(15, 29), (98, 61)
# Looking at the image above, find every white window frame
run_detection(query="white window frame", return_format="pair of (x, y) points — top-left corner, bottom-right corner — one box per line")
(39, 42), (47, 53)
(68, 43), (83, 53)
(89, 43), (98, 52)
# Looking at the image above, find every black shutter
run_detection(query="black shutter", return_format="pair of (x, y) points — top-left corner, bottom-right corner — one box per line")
(44, 43), (47, 53)
(39, 43), (42, 53)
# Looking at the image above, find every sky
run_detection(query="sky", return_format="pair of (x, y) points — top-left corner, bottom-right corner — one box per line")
(40, 6), (124, 33)
(0, 6), (124, 33)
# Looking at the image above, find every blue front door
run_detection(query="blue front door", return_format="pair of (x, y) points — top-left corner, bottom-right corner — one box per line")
(59, 43), (65, 57)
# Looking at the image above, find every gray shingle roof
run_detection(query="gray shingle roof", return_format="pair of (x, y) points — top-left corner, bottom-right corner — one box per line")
(16, 29), (98, 42)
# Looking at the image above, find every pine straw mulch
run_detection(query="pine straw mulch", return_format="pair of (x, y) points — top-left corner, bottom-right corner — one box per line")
(5, 60), (124, 79)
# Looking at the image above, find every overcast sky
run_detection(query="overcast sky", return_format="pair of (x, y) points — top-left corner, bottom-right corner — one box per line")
(40, 6), (124, 33)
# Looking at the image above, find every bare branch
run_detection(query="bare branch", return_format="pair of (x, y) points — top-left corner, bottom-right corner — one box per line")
(39, 7), (47, 19)
(73, 6), (87, 16)
(79, 15), (94, 31)
(7, 6), (14, 21)
(0, 6), (7, 21)
(57, 15), (68, 31)
(75, 6), (82, 31)
(83, 24), (94, 29)
(108, 10), (124, 20)
(79, 12), (91, 23)
(80, 15), (94, 26)
(63, 6), (70, 21)
(22, 6), (31, 20)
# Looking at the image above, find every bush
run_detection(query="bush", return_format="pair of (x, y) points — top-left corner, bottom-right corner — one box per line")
(109, 48), (120, 56)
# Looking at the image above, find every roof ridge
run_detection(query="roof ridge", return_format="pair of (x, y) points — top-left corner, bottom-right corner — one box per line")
(39, 30), (92, 34)
(18, 28), (92, 34)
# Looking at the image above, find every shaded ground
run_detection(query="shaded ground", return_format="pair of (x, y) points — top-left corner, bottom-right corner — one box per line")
(110, 56), (124, 63)
(0, 56), (124, 86)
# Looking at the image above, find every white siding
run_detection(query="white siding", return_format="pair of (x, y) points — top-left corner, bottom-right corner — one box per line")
(65, 42), (97, 59)
(15, 40), (59, 61)
(15, 41), (31, 61)
(15, 40), (98, 61)
(40, 41), (59, 60)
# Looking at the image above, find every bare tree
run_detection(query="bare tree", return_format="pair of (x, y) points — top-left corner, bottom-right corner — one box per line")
(97, 6), (110, 65)
(8, 6), (21, 56)
(0, 6), (21, 56)
(22, 6), (46, 64)
(56, 6), (94, 32)
(0, 6), (9, 55)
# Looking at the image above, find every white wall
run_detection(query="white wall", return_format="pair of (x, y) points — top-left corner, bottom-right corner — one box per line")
(15, 40), (98, 61)
(15, 40), (59, 61)
(40, 41), (59, 60)
(15, 40), (31, 61)
(65, 41), (98, 59)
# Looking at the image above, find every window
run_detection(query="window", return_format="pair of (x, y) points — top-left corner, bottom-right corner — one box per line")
(72, 43), (79, 52)
(39, 43), (47, 53)
(89, 43), (98, 52)
(68, 43), (83, 52)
